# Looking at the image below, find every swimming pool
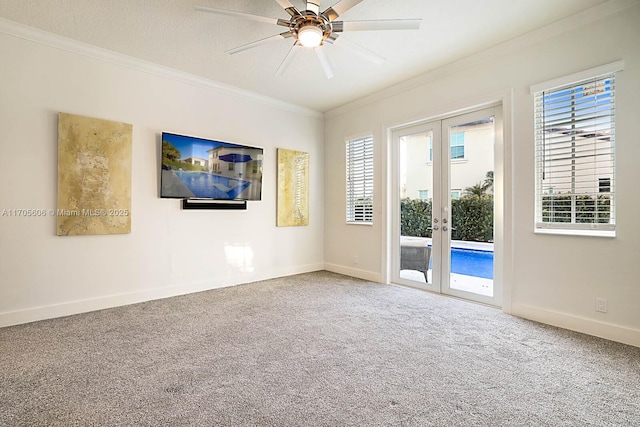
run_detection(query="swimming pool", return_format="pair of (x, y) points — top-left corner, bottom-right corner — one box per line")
(174, 171), (250, 199)
(450, 248), (493, 279)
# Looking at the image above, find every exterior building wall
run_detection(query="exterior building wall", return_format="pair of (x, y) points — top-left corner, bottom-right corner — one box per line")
(540, 137), (613, 195)
(403, 123), (494, 200)
(183, 157), (208, 168)
(208, 147), (263, 180)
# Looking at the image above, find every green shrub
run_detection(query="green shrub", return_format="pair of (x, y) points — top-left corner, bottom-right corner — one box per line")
(400, 198), (432, 238)
(400, 195), (494, 242)
(401, 193), (610, 243)
(542, 194), (611, 224)
(451, 195), (493, 242)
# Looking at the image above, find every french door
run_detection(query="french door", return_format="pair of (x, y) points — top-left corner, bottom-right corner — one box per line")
(391, 107), (502, 307)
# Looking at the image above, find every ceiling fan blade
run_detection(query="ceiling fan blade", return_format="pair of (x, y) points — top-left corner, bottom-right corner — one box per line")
(226, 33), (291, 55)
(326, 36), (385, 65)
(275, 0), (301, 17)
(276, 44), (301, 77)
(314, 47), (334, 79)
(195, 5), (279, 26)
(275, 0), (295, 8)
(333, 19), (422, 32)
(307, 1), (320, 15)
(322, 0), (364, 21)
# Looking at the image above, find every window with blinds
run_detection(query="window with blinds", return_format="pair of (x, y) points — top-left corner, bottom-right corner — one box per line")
(532, 63), (621, 236)
(346, 136), (373, 224)
(450, 132), (465, 160)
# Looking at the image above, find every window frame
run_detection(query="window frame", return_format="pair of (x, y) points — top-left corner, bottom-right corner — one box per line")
(530, 61), (623, 237)
(431, 133), (465, 162)
(450, 132), (465, 161)
(346, 135), (374, 225)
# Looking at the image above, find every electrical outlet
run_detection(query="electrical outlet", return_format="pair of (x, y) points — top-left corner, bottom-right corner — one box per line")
(595, 298), (608, 313)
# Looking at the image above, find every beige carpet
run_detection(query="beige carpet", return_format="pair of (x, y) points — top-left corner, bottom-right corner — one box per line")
(1, 271), (639, 426)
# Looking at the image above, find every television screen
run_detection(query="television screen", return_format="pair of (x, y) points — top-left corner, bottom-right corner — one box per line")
(161, 132), (263, 201)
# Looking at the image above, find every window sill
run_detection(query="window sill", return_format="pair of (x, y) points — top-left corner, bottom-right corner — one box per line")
(534, 227), (615, 238)
(427, 159), (467, 164)
(346, 221), (373, 226)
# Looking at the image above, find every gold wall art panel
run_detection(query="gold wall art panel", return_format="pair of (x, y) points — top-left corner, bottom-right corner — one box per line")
(277, 148), (309, 227)
(57, 112), (132, 236)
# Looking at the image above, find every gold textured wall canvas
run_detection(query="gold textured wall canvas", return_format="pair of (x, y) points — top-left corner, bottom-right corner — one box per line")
(277, 148), (309, 227)
(57, 113), (132, 236)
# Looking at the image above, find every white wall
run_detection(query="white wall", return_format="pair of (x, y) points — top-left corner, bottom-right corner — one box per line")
(0, 23), (324, 326)
(324, 3), (640, 346)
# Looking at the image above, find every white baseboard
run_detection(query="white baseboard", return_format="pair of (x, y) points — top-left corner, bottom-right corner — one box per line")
(511, 302), (640, 348)
(0, 263), (324, 328)
(323, 263), (383, 283)
(10, 267), (636, 350)
(265, 263), (326, 281)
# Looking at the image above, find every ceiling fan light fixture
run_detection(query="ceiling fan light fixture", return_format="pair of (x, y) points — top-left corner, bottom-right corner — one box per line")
(297, 24), (323, 47)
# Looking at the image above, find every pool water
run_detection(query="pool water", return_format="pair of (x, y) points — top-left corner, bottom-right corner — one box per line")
(450, 248), (493, 279)
(427, 247), (494, 279)
(174, 171), (250, 199)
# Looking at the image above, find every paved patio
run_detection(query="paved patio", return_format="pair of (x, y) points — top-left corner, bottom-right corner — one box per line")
(400, 270), (493, 297)
(399, 237), (494, 297)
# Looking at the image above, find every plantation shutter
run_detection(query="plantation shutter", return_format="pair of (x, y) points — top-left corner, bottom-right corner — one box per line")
(532, 61), (622, 236)
(346, 136), (374, 223)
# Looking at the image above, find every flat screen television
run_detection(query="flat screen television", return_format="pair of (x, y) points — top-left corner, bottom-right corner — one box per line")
(161, 132), (263, 201)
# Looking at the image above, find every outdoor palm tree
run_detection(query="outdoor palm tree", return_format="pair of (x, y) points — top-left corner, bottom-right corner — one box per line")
(464, 170), (493, 197)
(483, 171), (494, 192)
(464, 183), (487, 197)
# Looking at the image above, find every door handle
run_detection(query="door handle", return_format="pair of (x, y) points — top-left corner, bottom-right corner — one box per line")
(433, 225), (439, 231)
(442, 226), (448, 232)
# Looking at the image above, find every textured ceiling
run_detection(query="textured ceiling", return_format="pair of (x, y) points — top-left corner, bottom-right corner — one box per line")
(0, 0), (611, 112)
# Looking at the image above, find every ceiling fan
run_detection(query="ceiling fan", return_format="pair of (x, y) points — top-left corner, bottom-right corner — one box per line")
(195, 0), (422, 79)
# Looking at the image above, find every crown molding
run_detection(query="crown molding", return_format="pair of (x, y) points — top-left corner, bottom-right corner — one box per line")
(325, 0), (638, 119)
(0, 18), (324, 120)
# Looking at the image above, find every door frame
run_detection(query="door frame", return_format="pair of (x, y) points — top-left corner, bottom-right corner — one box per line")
(440, 107), (502, 306)
(385, 93), (512, 311)
(390, 120), (441, 294)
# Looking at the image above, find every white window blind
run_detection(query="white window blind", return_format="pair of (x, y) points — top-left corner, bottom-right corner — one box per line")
(346, 136), (373, 223)
(533, 66), (619, 235)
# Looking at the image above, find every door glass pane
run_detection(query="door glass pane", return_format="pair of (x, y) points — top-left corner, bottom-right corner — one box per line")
(399, 131), (433, 285)
(448, 117), (494, 297)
